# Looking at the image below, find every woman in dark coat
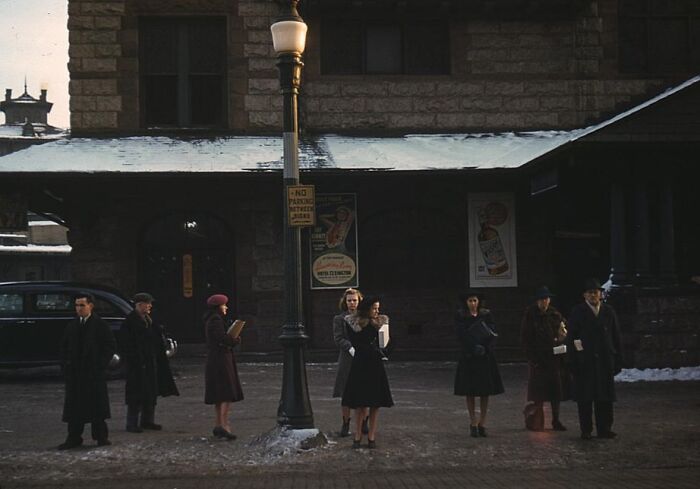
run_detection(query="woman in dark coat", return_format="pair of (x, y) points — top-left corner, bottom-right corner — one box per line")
(342, 297), (393, 449)
(120, 292), (179, 433)
(520, 286), (568, 431)
(332, 287), (368, 437)
(204, 294), (243, 440)
(454, 291), (504, 437)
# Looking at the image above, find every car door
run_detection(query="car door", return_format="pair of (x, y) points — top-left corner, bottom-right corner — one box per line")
(0, 291), (26, 364)
(29, 291), (75, 363)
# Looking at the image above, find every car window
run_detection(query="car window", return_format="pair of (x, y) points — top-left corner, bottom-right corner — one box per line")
(33, 293), (74, 313)
(0, 293), (23, 315)
(94, 297), (122, 316)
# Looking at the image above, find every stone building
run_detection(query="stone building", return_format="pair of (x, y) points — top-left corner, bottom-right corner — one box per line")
(1, 0), (699, 366)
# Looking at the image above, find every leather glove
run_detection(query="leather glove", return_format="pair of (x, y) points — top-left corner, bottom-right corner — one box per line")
(348, 347), (355, 357)
(473, 344), (486, 356)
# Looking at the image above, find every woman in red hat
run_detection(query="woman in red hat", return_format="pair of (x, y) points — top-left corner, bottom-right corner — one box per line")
(203, 294), (243, 440)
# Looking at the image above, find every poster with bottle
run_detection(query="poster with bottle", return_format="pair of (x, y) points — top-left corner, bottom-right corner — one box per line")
(309, 193), (359, 289)
(467, 193), (518, 287)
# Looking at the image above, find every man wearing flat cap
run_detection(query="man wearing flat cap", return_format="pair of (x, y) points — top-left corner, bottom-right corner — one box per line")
(120, 292), (179, 433)
(566, 279), (623, 440)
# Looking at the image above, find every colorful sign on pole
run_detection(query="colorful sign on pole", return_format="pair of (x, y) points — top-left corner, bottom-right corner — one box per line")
(467, 193), (518, 288)
(310, 193), (359, 289)
(287, 185), (315, 227)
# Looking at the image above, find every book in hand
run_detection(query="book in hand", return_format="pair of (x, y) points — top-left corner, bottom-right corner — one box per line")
(378, 323), (390, 349)
(227, 319), (246, 339)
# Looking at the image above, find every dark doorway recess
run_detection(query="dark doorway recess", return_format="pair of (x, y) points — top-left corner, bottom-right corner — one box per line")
(140, 212), (234, 342)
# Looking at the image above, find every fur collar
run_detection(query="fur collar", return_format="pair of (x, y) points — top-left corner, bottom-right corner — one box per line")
(345, 313), (389, 332)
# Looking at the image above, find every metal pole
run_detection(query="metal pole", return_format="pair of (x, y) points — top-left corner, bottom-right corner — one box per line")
(276, 49), (314, 429)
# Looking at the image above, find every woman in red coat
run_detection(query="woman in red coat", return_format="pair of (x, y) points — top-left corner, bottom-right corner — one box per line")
(204, 294), (243, 440)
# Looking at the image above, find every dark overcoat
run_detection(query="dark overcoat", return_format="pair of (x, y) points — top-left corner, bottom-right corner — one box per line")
(204, 310), (244, 405)
(520, 304), (569, 402)
(332, 313), (354, 398)
(341, 314), (394, 409)
(60, 313), (117, 423)
(453, 309), (505, 397)
(120, 311), (179, 406)
(566, 302), (623, 402)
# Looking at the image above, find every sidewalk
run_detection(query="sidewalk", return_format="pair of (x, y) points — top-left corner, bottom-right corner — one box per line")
(1, 359), (698, 488)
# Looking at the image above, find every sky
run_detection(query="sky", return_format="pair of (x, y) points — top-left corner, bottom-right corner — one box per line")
(0, 0), (69, 128)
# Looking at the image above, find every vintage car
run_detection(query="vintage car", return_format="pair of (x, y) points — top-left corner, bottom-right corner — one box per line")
(0, 281), (176, 367)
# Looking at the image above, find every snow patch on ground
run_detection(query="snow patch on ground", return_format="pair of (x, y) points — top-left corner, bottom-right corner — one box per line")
(615, 366), (700, 382)
(245, 427), (329, 464)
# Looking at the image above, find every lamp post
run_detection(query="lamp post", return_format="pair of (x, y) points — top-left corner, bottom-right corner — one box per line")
(270, 0), (314, 429)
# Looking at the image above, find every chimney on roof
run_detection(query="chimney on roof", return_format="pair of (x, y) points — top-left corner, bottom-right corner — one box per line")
(40, 89), (47, 102)
(4, 89), (10, 101)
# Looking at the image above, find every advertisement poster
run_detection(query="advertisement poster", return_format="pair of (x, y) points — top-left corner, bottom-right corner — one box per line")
(310, 193), (359, 289)
(467, 193), (518, 288)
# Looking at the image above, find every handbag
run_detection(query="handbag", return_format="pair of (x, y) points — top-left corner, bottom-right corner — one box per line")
(523, 402), (544, 431)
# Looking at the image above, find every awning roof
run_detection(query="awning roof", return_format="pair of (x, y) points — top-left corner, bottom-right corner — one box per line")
(1, 75), (697, 174)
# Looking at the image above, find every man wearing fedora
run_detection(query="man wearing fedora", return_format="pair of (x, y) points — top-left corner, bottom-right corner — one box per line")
(567, 279), (623, 440)
(120, 293), (179, 433)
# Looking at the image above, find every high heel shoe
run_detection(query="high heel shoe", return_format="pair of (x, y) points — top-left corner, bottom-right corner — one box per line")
(477, 425), (487, 437)
(352, 439), (362, 449)
(367, 439), (376, 449)
(470, 425), (478, 438)
(340, 418), (351, 437)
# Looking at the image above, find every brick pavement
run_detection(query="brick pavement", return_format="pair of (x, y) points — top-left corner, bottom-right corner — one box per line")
(1, 359), (699, 488)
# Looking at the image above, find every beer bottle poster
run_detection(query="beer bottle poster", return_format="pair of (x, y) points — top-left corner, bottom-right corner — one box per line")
(310, 193), (359, 289)
(467, 193), (518, 287)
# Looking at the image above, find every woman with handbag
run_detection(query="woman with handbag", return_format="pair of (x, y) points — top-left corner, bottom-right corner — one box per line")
(520, 286), (569, 431)
(454, 290), (504, 437)
(341, 297), (394, 449)
(203, 294), (244, 440)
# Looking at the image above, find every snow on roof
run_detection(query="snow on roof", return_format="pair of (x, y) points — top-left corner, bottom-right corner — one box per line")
(0, 244), (71, 254)
(0, 124), (66, 139)
(0, 131), (584, 173)
(1, 75), (697, 174)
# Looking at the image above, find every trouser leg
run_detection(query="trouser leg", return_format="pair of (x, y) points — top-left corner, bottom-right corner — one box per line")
(141, 403), (155, 426)
(126, 404), (141, 430)
(577, 401), (593, 435)
(551, 401), (561, 422)
(594, 401), (614, 434)
(91, 419), (108, 442)
(67, 421), (85, 443)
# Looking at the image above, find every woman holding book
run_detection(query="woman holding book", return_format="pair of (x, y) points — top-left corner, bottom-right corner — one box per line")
(341, 297), (393, 449)
(203, 294), (243, 440)
(453, 290), (504, 437)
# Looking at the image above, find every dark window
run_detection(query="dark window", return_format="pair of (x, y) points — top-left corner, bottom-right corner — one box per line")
(0, 293), (23, 315)
(140, 17), (227, 128)
(33, 293), (73, 313)
(321, 19), (450, 75)
(619, 0), (700, 73)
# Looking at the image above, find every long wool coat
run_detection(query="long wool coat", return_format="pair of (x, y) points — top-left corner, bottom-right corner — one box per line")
(520, 304), (569, 402)
(332, 313), (354, 398)
(566, 302), (623, 402)
(204, 310), (244, 405)
(60, 313), (117, 423)
(120, 310), (179, 407)
(453, 309), (505, 397)
(341, 314), (394, 409)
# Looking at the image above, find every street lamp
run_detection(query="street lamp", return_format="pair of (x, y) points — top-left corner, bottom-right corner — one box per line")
(270, 0), (314, 429)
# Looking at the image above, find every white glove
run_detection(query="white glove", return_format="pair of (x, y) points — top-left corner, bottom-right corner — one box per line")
(348, 347), (355, 357)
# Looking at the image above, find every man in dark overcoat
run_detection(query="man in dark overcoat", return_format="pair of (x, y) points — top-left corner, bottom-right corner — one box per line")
(58, 293), (117, 449)
(567, 278), (623, 440)
(120, 292), (179, 433)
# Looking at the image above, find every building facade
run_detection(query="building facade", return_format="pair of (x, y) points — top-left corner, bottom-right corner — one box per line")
(2, 0), (699, 366)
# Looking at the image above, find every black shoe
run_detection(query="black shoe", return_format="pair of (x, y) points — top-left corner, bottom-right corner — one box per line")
(368, 439), (376, 449)
(222, 430), (237, 440)
(58, 439), (82, 450)
(470, 426), (479, 438)
(126, 426), (143, 433)
(361, 416), (369, 435)
(597, 430), (617, 439)
(580, 432), (593, 440)
(477, 425), (487, 437)
(340, 418), (351, 437)
(352, 439), (362, 449)
(97, 439), (112, 447)
(552, 420), (567, 431)
(213, 426), (226, 438)
(141, 422), (162, 431)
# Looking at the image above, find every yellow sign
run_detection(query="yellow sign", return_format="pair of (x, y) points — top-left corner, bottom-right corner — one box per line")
(182, 254), (193, 298)
(287, 185), (315, 226)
